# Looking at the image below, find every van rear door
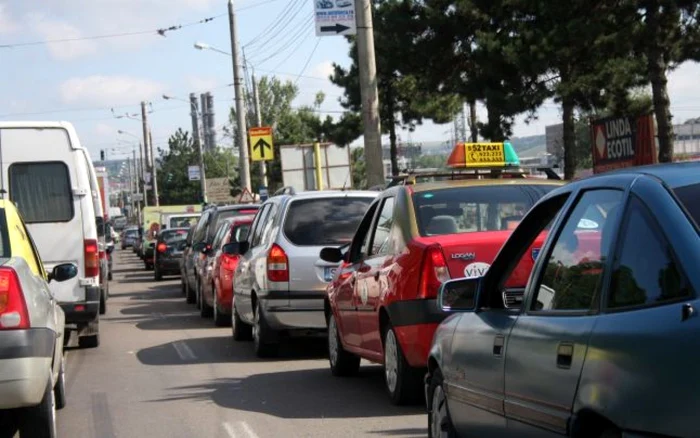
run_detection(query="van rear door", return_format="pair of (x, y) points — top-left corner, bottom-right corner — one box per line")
(0, 126), (87, 302)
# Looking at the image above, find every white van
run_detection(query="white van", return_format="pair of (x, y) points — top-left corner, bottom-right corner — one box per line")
(0, 121), (103, 348)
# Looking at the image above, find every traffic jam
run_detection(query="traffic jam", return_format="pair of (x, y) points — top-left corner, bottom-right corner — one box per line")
(2, 129), (700, 438)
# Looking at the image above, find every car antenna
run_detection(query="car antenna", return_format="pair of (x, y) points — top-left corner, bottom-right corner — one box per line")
(0, 132), (5, 199)
(341, 168), (351, 192)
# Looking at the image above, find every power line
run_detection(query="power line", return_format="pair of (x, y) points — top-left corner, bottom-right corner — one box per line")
(0, 14), (224, 49)
(294, 39), (321, 85)
(254, 15), (314, 66)
(243, 0), (303, 48)
(245, 4), (310, 59)
(238, 0), (285, 12)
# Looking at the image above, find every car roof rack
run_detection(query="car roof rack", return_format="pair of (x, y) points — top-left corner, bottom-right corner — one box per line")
(273, 186), (296, 196)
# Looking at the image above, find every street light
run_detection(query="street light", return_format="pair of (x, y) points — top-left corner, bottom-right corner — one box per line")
(162, 94), (208, 204)
(194, 42), (231, 56)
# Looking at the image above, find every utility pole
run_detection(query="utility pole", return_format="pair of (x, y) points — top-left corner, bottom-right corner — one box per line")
(138, 141), (148, 207)
(200, 93), (210, 151)
(355, 0), (384, 187)
(149, 130), (159, 206)
(252, 72), (268, 187)
(140, 101), (152, 205)
(229, 0), (251, 192)
(207, 92), (216, 149)
(132, 149), (142, 221)
(190, 93), (208, 204)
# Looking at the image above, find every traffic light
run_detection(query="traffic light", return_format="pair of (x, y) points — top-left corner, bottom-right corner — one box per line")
(100, 150), (105, 161)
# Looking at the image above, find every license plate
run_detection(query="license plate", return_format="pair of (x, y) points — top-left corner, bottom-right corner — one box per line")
(324, 267), (337, 282)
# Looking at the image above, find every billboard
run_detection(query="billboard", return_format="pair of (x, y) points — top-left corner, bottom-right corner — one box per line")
(205, 177), (237, 204)
(280, 142), (352, 192)
(591, 114), (656, 174)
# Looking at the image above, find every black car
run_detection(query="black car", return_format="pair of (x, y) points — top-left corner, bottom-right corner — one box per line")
(154, 228), (189, 281)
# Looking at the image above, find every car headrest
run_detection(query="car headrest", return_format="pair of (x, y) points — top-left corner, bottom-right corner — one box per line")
(426, 215), (458, 235)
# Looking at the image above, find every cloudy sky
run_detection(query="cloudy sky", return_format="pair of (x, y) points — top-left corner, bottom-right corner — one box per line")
(1, 0), (700, 162)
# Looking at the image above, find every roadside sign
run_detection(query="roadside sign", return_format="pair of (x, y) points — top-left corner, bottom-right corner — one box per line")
(590, 113), (656, 174)
(237, 187), (255, 204)
(188, 165), (201, 181)
(314, 0), (357, 37)
(249, 127), (274, 162)
(132, 193), (144, 202)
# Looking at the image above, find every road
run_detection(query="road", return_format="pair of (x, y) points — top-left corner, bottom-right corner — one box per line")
(57, 249), (426, 438)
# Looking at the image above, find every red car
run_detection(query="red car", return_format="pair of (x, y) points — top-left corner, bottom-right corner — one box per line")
(202, 216), (254, 326)
(321, 147), (564, 405)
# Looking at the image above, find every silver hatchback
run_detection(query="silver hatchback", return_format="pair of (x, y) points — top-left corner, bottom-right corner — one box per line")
(232, 190), (377, 357)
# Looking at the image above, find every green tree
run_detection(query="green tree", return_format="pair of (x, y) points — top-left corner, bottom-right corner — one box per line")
(350, 147), (367, 189)
(331, 0), (461, 176)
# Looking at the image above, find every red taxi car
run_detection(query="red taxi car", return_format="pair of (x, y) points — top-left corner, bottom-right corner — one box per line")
(320, 142), (565, 404)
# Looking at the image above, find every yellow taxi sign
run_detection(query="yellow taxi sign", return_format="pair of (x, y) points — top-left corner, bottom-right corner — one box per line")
(447, 141), (520, 168)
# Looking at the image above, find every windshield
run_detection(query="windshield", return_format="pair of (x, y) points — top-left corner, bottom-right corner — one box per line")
(284, 197), (374, 246)
(169, 215), (199, 228)
(413, 185), (557, 236)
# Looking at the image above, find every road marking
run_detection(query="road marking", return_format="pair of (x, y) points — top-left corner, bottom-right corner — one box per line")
(223, 422), (259, 438)
(172, 341), (197, 361)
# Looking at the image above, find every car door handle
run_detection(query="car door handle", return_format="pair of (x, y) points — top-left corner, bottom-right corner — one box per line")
(557, 342), (574, 369)
(493, 334), (505, 356)
(682, 303), (695, 322)
(374, 271), (380, 281)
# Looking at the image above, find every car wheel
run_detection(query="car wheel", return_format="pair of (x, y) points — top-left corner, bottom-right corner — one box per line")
(108, 270), (113, 281)
(253, 301), (278, 357)
(383, 324), (422, 405)
(213, 286), (229, 327)
(428, 368), (457, 438)
(195, 278), (202, 309)
(19, 379), (56, 438)
(54, 357), (66, 410)
(200, 283), (213, 318)
(232, 299), (253, 341)
(154, 267), (163, 282)
(328, 313), (360, 377)
(78, 320), (100, 349)
(181, 277), (186, 295)
(99, 289), (106, 315)
(185, 278), (195, 304)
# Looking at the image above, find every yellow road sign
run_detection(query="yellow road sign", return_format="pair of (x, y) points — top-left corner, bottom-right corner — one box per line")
(249, 126), (274, 161)
(463, 142), (505, 167)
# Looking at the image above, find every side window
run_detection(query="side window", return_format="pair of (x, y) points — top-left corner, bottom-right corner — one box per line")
(193, 211), (210, 243)
(349, 201), (379, 262)
(250, 204), (271, 248)
(369, 197), (395, 256)
(260, 204), (278, 246)
(211, 223), (228, 250)
(607, 196), (693, 309)
(532, 189), (623, 312)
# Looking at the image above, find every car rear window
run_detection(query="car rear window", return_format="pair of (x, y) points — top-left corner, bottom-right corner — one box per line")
(413, 185), (556, 236)
(125, 230), (138, 237)
(674, 183), (700, 229)
(284, 197), (374, 246)
(169, 216), (199, 228)
(9, 162), (74, 223)
(161, 229), (189, 243)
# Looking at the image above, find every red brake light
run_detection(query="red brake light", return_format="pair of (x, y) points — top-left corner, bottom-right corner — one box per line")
(84, 239), (99, 277)
(417, 244), (450, 299)
(221, 253), (240, 271)
(267, 244), (289, 282)
(0, 268), (29, 330)
(157, 243), (167, 253)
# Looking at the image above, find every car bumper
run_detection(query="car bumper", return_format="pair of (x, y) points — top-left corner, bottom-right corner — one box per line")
(156, 258), (181, 274)
(0, 329), (55, 409)
(385, 299), (446, 368)
(260, 290), (326, 330)
(60, 286), (100, 324)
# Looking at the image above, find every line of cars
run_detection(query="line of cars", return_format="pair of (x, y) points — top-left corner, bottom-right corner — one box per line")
(0, 121), (117, 436)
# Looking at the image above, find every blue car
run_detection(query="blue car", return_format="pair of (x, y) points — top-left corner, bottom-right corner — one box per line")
(426, 162), (700, 438)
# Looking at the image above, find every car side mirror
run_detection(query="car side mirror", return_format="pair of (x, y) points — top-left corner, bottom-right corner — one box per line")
(201, 244), (212, 254)
(49, 263), (78, 283)
(223, 241), (248, 255)
(320, 247), (343, 263)
(438, 277), (481, 312)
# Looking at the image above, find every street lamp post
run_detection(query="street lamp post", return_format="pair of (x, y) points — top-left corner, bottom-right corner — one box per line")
(163, 94), (208, 204)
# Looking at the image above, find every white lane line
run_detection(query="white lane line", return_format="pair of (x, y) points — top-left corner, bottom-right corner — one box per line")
(223, 422), (238, 438)
(240, 422), (260, 438)
(171, 341), (197, 361)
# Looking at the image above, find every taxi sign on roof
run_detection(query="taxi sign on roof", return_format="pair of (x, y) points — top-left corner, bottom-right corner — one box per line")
(447, 141), (520, 168)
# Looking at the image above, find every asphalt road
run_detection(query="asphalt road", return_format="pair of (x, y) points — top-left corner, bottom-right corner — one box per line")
(57, 249), (426, 438)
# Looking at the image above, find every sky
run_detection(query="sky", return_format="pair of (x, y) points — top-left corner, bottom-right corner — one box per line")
(2, 0), (700, 163)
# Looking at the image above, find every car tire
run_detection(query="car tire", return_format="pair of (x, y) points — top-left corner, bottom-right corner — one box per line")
(383, 324), (423, 405)
(19, 379), (56, 438)
(99, 289), (106, 315)
(253, 301), (278, 358)
(78, 320), (100, 349)
(185, 278), (195, 304)
(154, 267), (163, 282)
(54, 357), (66, 410)
(328, 313), (360, 377)
(181, 277), (186, 295)
(232, 300), (253, 341)
(200, 283), (213, 318)
(213, 286), (229, 327)
(428, 368), (457, 438)
(108, 271), (113, 281)
(195, 278), (202, 309)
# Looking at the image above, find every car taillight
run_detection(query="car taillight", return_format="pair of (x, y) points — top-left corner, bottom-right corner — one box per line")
(417, 244), (450, 299)
(84, 239), (99, 278)
(0, 268), (29, 330)
(221, 253), (240, 271)
(157, 243), (167, 253)
(267, 244), (289, 282)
